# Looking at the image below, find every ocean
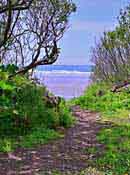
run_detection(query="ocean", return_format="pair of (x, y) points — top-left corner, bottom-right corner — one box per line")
(34, 65), (93, 99)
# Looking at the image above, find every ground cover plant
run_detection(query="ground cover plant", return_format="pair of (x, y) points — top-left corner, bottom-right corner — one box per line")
(0, 64), (74, 152)
(70, 82), (130, 175)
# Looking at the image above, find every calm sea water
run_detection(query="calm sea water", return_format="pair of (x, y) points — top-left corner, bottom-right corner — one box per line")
(34, 65), (93, 99)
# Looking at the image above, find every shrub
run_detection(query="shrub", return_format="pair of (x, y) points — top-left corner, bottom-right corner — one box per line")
(59, 100), (75, 128)
(0, 64), (75, 152)
(71, 81), (130, 114)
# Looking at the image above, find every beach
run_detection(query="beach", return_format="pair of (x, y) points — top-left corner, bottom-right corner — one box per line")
(34, 65), (92, 99)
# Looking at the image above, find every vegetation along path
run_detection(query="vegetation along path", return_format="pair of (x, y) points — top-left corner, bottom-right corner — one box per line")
(0, 106), (103, 175)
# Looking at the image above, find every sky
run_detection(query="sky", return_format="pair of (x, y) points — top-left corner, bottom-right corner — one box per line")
(55, 0), (130, 65)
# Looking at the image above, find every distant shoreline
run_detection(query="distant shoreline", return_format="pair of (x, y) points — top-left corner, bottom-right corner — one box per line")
(37, 65), (94, 73)
(34, 67), (92, 99)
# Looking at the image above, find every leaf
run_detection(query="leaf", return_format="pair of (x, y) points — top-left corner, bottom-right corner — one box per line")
(13, 110), (19, 115)
(0, 80), (14, 91)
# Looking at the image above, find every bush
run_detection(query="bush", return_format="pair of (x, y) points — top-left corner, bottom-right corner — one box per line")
(70, 82), (110, 111)
(59, 100), (75, 128)
(0, 64), (75, 151)
(16, 84), (62, 131)
(0, 70), (59, 134)
(71, 82), (130, 114)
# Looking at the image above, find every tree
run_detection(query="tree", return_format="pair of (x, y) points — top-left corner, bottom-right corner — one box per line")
(0, 0), (76, 74)
(92, 4), (130, 82)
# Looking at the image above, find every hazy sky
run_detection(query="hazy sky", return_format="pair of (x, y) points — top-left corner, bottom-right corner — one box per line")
(55, 0), (130, 65)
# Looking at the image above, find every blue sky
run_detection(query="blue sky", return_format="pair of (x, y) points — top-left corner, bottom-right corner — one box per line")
(56, 0), (130, 65)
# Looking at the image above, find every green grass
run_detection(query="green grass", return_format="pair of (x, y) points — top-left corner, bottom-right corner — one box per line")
(0, 64), (74, 152)
(69, 82), (130, 112)
(18, 127), (63, 148)
(0, 127), (63, 152)
(95, 124), (130, 174)
(87, 147), (98, 155)
(70, 82), (130, 175)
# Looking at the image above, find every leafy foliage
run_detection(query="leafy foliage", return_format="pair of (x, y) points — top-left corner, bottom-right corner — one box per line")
(0, 64), (74, 152)
(71, 82), (130, 174)
(17, 128), (63, 148)
(59, 100), (75, 127)
(71, 82), (130, 114)
(92, 4), (130, 82)
(96, 125), (130, 174)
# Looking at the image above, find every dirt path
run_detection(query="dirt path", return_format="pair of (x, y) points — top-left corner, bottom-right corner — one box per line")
(0, 106), (103, 175)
